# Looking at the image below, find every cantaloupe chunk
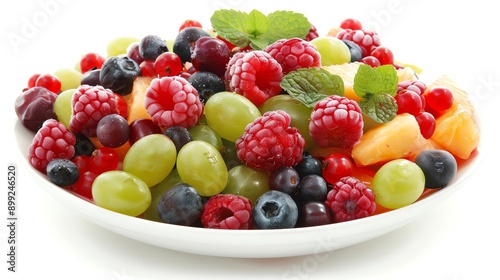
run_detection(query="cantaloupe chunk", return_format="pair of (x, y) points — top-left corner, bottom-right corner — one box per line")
(125, 76), (154, 124)
(322, 62), (418, 102)
(428, 75), (480, 159)
(351, 114), (429, 166)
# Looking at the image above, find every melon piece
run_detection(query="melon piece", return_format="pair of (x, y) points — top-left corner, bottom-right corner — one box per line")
(428, 75), (480, 159)
(351, 114), (429, 166)
(322, 62), (418, 102)
(125, 76), (154, 124)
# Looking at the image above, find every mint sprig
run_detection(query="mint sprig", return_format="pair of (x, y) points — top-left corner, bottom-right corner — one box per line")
(281, 68), (344, 108)
(210, 9), (310, 50)
(353, 64), (399, 123)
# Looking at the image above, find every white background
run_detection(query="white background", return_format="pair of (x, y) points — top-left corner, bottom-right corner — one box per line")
(1, 0), (499, 279)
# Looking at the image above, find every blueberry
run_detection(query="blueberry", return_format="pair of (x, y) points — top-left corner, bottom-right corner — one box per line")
(415, 149), (457, 189)
(99, 56), (141, 95)
(156, 183), (203, 226)
(139, 35), (168, 61)
(187, 71), (225, 104)
(173, 27), (211, 63)
(299, 174), (328, 202)
(342, 39), (363, 62)
(80, 69), (101, 86)
(74, 133), (95, 156)
(293, 152), (322, 179)
(253, 190), (298, 229)
(46, 159), (80, 187)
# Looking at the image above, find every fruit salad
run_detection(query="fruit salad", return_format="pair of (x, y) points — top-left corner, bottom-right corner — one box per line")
(14, 9), (480, 230)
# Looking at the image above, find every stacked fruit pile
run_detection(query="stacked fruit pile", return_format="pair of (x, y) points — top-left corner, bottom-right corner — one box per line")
(14, 9), (480, 229)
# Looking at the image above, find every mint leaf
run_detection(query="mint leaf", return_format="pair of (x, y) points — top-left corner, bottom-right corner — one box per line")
(262, 10), (310, 43)
(211, 9), (310, 50)
(358, 93), (397, 123)
(353, 64), (398, 98)
(210, 9), (251, 48)
(246, 10), (269, 37)
(281, 68), (344, 108)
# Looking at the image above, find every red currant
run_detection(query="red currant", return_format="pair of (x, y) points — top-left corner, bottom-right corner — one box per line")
(340, 18), (363, 30)
(415, 112), (436, 139)
(27, 73), (41, 88)
(322, 153), (354, 184)
(71, 170), (97, 200)
(90, 147), (119, 175)
(179, 19), (203, 32)
(154, 52), (182, 77)
(114, 93), (128, 119)
(35, 73), (62, 93)
(395, 90), (424, 115)
(72, 155), (92, 173)
(425, 86), (454, 112)
(370, 46), (394, 65)
(139, 60), (157, 77)
(360, 56), (381, 67)
(80, 52), (106, 73)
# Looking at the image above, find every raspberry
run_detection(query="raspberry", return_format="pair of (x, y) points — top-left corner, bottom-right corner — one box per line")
(236, 110), (305, 172)
(397, 80), (427, 95)
(305, 23), (319, 41)
(224, 50), (283, 106)
(144, 76), (204, 129)
(325, 176), (376, 223)
(309, 95), (364, 149)
(336, 29), (381, 57)
(264, 38), (321, 74)
(69, 85), (119, 137)
(28, 119), (76, 173)
(200, 194), (253, 229)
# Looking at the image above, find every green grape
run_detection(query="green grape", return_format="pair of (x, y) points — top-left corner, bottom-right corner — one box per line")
(310, 36), (351, 66)
(205, 91), (261, 142)
(53, 89), (75, 128)
(259, 94), (314, 149)
(106, 36), (140, 57)
(372, 159), (425, 209)
(222, 165), (270, 204)
(176, 140), (228, 196)
(143, 169), (183, 222)
(92, 170), (151, 216)
(53, 68), (83, 91)
(221, 138), (243, 170)
(188, 124), (223, 152)
(123, 134), (177, 187)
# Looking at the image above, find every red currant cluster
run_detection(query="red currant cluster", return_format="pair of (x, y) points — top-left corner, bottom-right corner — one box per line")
(395, 80), (454, 139)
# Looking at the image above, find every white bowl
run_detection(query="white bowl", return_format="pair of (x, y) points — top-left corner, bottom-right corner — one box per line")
(14, 118), (483, 258)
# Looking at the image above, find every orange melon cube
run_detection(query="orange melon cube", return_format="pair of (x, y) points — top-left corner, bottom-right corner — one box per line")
(125, 76), (154, 124)
(351, 114), (428, 166)
(427, 75), (480, 160)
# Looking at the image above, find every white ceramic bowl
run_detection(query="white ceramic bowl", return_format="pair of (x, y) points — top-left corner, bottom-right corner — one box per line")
(15, 117), (483, 258)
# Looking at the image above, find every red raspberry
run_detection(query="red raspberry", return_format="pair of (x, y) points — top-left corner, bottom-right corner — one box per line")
(144, 76), (204, 129)
(336, 29), (381, 57)
(69, 85), (119, 137)
(224, 50), (283, 106)
(305, 23), (319, 41)
(201, 194), (253, 229)
(325, 176), (376, 223)
(28, 119), (76, 173)
(309, 95), (364, 149)
(264, 38), (321, 74)
(397, 80), (427, 95)
(236, 110), (305, 172)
